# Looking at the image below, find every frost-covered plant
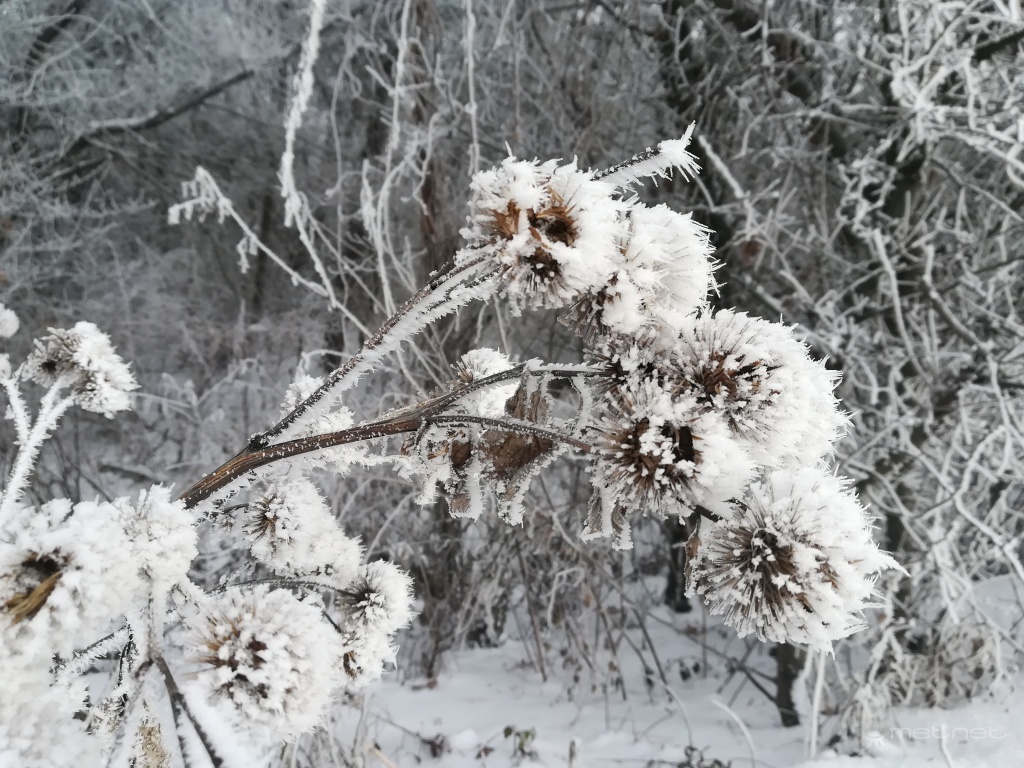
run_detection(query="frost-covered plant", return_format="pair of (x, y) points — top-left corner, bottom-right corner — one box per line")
(689, 468), (900, 647)
(1, 51), (897, 768)
(172, 125), (895, 658)
(0, 307), (413, 766)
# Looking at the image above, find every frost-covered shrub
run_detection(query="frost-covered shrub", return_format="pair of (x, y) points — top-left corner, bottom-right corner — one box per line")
(0, 307), (413, 765)
(0, 101), (896, 768)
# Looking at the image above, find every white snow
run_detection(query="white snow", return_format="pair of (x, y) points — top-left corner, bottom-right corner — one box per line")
(330, 598), (1024, 768)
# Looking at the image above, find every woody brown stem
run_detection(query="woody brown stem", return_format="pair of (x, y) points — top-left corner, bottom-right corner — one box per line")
(248, 255), (495, 449)
(178, 415), (422, 509)
(178, 364), (600, 510)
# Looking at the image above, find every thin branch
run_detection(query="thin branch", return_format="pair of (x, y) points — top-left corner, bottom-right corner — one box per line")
(178, 414), (423, 509)
(973, 27), (1024, 61)
(153, 655), (225, 768)
(64, 69), (254, 158)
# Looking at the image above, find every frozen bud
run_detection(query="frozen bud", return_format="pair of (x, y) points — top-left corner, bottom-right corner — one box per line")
(688, 467), (899, 650)
(336, 560), (414, 636)
(338, 625), (394, 689)
(0, 304), (19, 339)
(454, 348), (519, 418)
(331, 562), (412, 689)
(129, 706), (170, 768)
(590, 380), (754, 523)
(184, 586), (340, 739)
(459, 157), (629, 313)
(279, 374), (325, 415)
(23, 322), (138, 417)
(243, 477), (362, 589)
(674, 310), (849, 466)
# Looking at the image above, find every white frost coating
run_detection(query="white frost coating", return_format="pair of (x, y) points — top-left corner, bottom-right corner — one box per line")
(328, 561), (414, 689)
(335, 624), (395, 689)
(280, 0), (327, 229)
(617, 204), (717, 335)
(183, 586), (340, 740)
(0, 499), (139, 657)
(0, 655), (100, 768)
(337, 560), (414, 636)
(23, 322), (138, 417)
(0, 304), (19, 339)
(457, 348), (518, 417)
(459, 157), (630, 313)
(244, 477), (363, 589)
(689, 467), (900, 651)
(597, 124), (700, 189)
(117, 487), (197, 601)
(674, 309), (849, 467)
(591, 379), (755, 523)
(275, 376), (365, 470)
(279, 374), (327, 416)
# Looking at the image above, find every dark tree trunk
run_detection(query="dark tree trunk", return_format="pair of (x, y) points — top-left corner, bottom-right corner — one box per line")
(775, 642), (806, 727)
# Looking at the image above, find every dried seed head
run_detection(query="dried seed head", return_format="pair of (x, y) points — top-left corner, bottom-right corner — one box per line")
(23, 322), (137, 417)
(184, 586), (340, 739)
(459, 158), (628, 313)
(3, 552), (65, 625)
(688, 467), (899, 650)
(242, 478), (362, 589)
(335, 561), (414, 636)
(590, 381), (753, 522)
(688, 506), (819, 637)
(674, 310), (849, 467)
(0, 499), (139, 655)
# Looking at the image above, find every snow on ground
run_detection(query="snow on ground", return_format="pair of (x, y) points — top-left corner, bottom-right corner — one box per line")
(331, 603), (1021, 768)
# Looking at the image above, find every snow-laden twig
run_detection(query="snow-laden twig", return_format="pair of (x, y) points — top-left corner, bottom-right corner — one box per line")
(280, 0), (326, 230)
(710, 698), (756, 768)
(807, 650), (827, 758)
(464, 0), (481, 175)
(0, 376), (31, 446)
(596, 124), (699, 188)
(0, 380), (76, 517)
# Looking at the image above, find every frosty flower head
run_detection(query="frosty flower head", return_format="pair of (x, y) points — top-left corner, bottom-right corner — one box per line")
(0, 499), (138, 655)
(589, 335), (676, 403)
(184, 586), (340, 739)
(460, 157), (627, 313)
(336, 560), (414, 636)
(243, 477), (362, 588)
(674, 310), (848, 466)
(688, 467), (899, 650)
(567, 204), (716, 341)
(590, 380), (753, 523)
(23, 322), (138, 417)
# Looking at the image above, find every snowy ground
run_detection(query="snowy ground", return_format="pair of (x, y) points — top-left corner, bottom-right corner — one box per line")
(331, 605), (1021, 768)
